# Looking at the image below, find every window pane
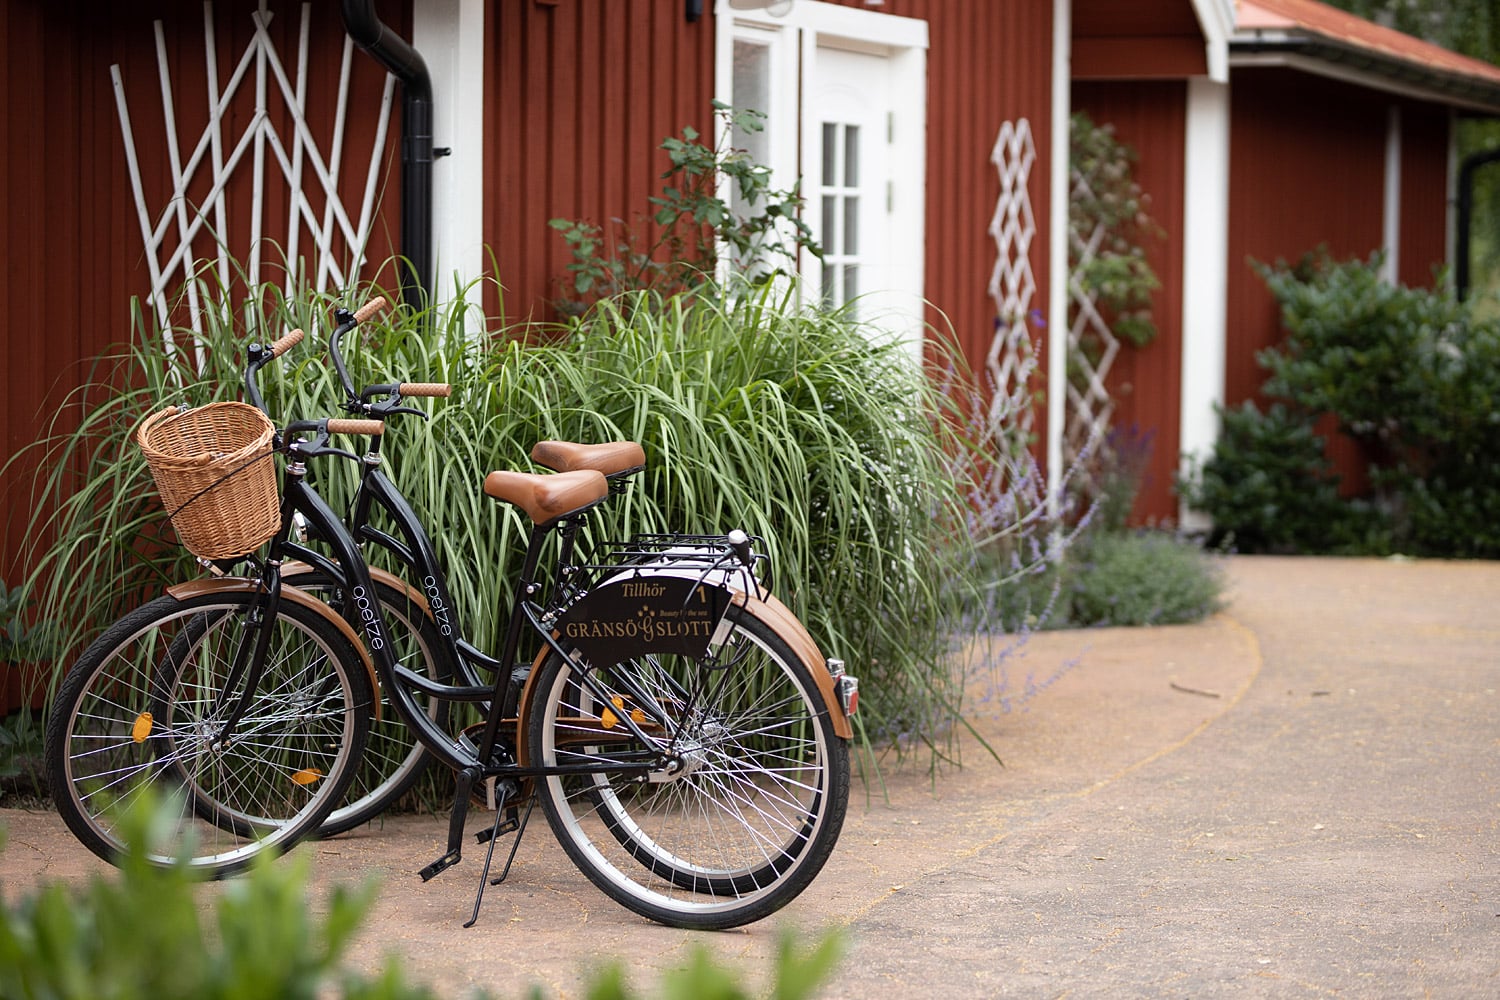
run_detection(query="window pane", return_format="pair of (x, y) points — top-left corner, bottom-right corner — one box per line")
(732, 41), (772, 215)
(844, 264), (858, 302)
(822, 196), (838, 255)
(733, 40), (771, 120)
(822, 123), (838, 187)
(844, 125), (860, 187)
(843, 197), (859, 254)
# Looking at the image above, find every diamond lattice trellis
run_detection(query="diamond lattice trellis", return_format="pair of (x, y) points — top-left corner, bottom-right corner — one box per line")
(112, 2), (395, 343)
(986, 119), (1038, 439)
(1064, 165), (1121, 474)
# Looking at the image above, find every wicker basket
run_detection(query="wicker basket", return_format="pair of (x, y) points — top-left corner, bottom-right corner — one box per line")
(137, 402), (280, 560)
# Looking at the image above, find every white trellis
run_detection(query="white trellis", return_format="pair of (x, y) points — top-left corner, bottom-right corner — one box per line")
(986, 119), (1038, 439)
(1064, 163), (1120, 470)
(112, 1), (395, 340)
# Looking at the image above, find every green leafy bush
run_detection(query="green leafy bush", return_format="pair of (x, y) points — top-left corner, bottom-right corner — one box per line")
(979, 442), (1223, 633)
(984, 530), (1223, 632)
(0, 794), (439, 1000)
(1066, 532), (1224, 627)
(1180, 401), (1378, 555)
(549, 102), (820, 314)
(0, 793), (845, 1000)
(1184, 252), (1500, 556)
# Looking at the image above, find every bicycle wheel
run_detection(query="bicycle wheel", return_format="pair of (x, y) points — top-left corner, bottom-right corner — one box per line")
(45, 591), (373, 878)
(283, 574), (454, 835)
(526, 605), (849, 929)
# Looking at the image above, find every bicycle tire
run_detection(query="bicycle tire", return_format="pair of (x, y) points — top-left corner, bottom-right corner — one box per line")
(526, 605), (849, 929)
(45, 591), (373, 878)
(282, 574), (455, 835)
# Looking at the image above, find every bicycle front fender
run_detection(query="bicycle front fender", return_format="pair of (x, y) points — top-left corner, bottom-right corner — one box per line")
(165, 577), (381, 720)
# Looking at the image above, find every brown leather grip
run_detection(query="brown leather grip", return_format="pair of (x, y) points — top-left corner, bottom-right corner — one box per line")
(399, 382), (452, 397)
(353, 296), (389, 324)
(326, 418), (385, 436)
(269, 328), (304, 358)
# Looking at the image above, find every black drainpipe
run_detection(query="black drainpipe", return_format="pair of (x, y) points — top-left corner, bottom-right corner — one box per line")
(340, 0), (434, 309)
(1456, 145), (1500, 302)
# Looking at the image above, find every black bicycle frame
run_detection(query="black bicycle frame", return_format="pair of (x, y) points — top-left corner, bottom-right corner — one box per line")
(277, 448), (669, 781)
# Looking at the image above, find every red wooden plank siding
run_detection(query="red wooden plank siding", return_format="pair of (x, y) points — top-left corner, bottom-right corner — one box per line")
(1397, 105), (1451, 290)
(482, 0), (1057, 460)
(1073, 0), (1207, 79)
(483, 0), (717, 325)
(1072, 80), (1188, 525)
(1225, 68), (1387, 410)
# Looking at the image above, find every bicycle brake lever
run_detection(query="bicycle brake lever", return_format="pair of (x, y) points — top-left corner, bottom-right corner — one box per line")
(285, 426), (362, 463)
(371, 401), (430, 420)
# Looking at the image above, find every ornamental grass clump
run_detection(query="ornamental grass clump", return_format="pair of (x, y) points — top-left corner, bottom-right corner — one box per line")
(10, 274), (980, 767)
(499, 286), (976, 750)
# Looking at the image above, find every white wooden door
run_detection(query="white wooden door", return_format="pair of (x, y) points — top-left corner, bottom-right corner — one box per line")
(812, 46), (893, 324)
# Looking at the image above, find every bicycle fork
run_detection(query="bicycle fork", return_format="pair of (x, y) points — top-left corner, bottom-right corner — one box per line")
(205, 569), (288, 749)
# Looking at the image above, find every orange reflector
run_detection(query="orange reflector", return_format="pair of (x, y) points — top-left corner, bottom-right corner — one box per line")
(602, 695), (633, 730)
(291, 768), (324, 786)
(131, 712), (153, 743)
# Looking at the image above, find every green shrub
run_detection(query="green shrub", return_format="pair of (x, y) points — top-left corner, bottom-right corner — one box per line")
(0, 794), (845, 1000)
(983, 531), (1223, 632)
(1066, 532), (1224, 627)
(1179, 400), (1378, 555)
(1188, 252), (1500, 557)
(0, 794), (440, 1000)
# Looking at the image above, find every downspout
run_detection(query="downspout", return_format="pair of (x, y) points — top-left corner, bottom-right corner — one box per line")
(1046, 0), (1071, 520)
(341, 0), (434, 309)
(1456, 145), (1500, 301)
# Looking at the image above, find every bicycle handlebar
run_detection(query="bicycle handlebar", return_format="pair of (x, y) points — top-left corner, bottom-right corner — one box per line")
(269, 328), (305, 358)
(327, 297), (451, 415)
(353, 296), (389, 324)
(398, 382), (452, 398)
(245, 327), (304, 416)
(327, 418), (385, 436)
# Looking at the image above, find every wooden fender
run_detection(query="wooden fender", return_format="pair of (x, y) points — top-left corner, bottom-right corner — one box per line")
(165, 577), (381, 720)
(514, 587), (852, 766)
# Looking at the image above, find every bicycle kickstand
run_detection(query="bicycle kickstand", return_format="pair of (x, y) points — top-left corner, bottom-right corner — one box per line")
(418, 765), (481, 882)
(463, 777), (534, 929)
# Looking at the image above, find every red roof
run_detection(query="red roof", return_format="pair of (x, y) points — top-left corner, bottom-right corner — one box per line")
(1237, 0), (1500, 91)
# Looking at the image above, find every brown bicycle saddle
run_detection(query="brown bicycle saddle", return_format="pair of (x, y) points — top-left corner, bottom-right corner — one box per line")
(482, 469), (608, 524)
(530, 440), (645, 478)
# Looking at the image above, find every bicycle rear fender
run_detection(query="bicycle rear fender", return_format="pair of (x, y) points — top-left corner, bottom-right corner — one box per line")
(734, 591), (854, 741)
(164, 578), (380, 718)
(513, 574), (853, 758)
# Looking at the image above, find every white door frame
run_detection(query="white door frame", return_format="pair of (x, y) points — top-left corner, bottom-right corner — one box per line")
(715, 0), (927, 350)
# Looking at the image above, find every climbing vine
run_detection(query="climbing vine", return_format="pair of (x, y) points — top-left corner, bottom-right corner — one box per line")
(1069, 111), (1161, 348)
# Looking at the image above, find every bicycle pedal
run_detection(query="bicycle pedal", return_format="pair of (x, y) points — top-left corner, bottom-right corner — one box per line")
(474, 816), (519, 843)
(419, 849), (462, 882)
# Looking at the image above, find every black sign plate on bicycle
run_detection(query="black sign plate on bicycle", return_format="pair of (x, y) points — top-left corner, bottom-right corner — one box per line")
(555, 574), (733, 666)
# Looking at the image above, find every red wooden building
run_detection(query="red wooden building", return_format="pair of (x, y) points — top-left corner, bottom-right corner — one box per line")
(4, 0), (1500, 636)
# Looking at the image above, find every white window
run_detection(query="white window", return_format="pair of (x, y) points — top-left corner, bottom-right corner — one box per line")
(716, 0), (928, 351)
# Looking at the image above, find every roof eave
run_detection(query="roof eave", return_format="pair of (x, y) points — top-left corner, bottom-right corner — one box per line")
(1230, 31), (1500, 115)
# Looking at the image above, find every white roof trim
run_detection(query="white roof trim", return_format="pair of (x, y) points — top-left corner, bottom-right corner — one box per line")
(1189, 0), (1236, 82)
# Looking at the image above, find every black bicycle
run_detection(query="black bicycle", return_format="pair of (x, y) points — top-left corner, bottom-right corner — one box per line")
(45, 301), (858, 930)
